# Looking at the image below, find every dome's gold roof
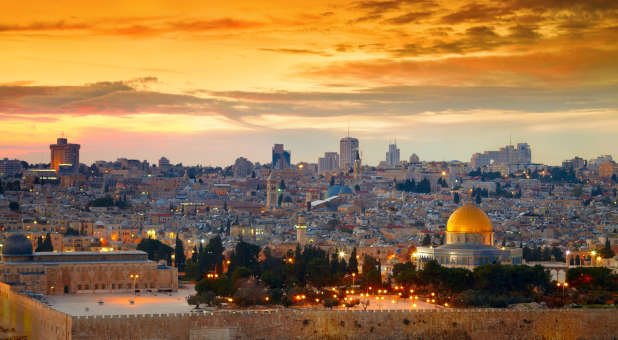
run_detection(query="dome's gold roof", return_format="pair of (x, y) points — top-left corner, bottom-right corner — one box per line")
(446, 204), (492, 233)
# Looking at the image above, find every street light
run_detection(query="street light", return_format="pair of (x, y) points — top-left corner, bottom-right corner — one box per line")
(129, 274), (140, 295)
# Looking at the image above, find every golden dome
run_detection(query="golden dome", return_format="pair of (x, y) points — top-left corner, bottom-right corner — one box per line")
(446, 204), (492, 233)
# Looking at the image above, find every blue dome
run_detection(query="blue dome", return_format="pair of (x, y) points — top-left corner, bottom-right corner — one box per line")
(326, 185), (354, 198)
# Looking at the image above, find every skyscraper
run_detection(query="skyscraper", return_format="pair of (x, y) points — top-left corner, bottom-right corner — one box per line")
(470, 143), (531, 169)
(318, 152), (339, 173)
(386, 143), (400, 166)
(50, 138), (80, 173)
(339, 137), (359, 170)
(272, 144), (291, 170)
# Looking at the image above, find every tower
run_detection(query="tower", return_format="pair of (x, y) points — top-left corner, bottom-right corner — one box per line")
(386, 142), (400, 166)
(295, 215), (307, 247)
(266, 173), (277, 210)
(340, 137), (359, 170)
(50, 137), (80, 173)
(272, 144), (291, 170)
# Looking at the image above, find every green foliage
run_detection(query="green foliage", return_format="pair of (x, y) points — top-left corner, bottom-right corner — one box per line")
(64, 227), (79, 236)
(567, 267), (617, 291)
(35, 234), (54, 252)
(599, 238), (615, 259)
(453, 192), (460, 204)
(88, 195), (130, 209)
(421, 234), (431, 246)
(347, 247), (358, 274)
(8, 201), (19, 212)
(392, 261), (416, 286)
(137, 238), (173, 264)
(305, 257), (331, 287)
(195, 275), (234, 297)
(228, 240), (260, 274)
(175, 235), (186, 271)
(360, 255), (381, 288)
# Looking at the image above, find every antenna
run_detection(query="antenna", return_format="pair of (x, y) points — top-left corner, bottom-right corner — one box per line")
(347, 122), (350, 138)
(509, 134), (512, 146)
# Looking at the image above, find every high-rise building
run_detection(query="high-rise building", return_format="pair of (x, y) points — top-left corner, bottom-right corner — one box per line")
(272, 144), (291, 170)
(0, 158), (22, 177)
(470, 143), (531, 169)
(562, 156), (586, 170)
(386, 143), (400, 166)
(318, 152), (339, 173)
(50, 138), (80, 173)
(339, 137), (359, 170)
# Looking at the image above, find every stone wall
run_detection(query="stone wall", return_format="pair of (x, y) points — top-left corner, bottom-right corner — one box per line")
(72, 308), (618, 340)
(0, 282), (71, 340)
(1, 285), (616, 340)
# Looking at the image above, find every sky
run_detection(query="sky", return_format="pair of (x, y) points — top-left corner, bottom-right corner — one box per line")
(0, 0), (617, 166)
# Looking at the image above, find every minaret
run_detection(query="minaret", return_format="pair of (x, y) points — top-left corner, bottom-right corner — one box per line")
(295, 215), (307, 247)
(353, 151), (362, 186)
(266, 172), (276, 210)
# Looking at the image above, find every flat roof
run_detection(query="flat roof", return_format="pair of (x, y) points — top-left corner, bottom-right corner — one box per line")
(47, 287), (195, 316)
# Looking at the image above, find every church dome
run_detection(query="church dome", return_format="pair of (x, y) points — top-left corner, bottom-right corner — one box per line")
(2, 234), (33, 256)
(446, 204), (492, 233)
(326, 185), (354, 198)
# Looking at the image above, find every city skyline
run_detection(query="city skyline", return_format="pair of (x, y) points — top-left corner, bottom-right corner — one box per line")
(1, 0), (617, 165)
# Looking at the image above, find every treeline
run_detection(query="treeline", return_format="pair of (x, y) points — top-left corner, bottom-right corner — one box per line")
(522, 246), (564, 262)
(88, 195), (130, 209)
(395, 178), (431, 193)
(392, 260), (551, 308)
(35, 233), (54, 252)
(185, 240), (363, 307)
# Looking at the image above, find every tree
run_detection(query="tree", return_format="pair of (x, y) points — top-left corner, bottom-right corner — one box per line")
(42, 233), (53, 252)
(175, 235), (186, 272)
(64, 227), (79, 236)
(347, 247), (358, 274)
(453, 192), (460, 204)
(475, 193), (482, 205)
(329, 176), (335, 186)
(8, 201), (19, 212)
(228, 240), (260, 274)
(421, 234), (432, 246)
(361, 255), (381, 288)
(137, 238), (173, 264)
(35, 236), (44, 252)
(306, 257), (331, 287)
(551, 247), (564, 262)
(599, 238), (615, 259)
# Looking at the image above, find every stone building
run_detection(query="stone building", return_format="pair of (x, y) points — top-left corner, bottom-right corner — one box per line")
(0, 234), (177, 295)
(415, 204), (522, 268)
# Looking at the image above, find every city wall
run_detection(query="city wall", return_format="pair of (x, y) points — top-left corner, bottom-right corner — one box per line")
(1, 283), (617, 340)
(0, 282), (71, 340)
(72, 308), (618, 340)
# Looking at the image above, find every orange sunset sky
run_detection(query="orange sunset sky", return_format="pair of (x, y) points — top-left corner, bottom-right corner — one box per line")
(1, 0), (617, 165)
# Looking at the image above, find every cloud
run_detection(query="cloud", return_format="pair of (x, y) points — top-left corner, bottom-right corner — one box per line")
(167, 18), (263, 31)
(0, 81), (223, 116)
(441, 3), (513, 24)
(300, 46), (618, 87)
(258, 48), (333, 56)
(0, 20), (90, 31)
(383, 11), (434, 24)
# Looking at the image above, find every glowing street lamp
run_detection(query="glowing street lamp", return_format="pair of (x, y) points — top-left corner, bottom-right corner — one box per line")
(129, 274), (140, 295)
